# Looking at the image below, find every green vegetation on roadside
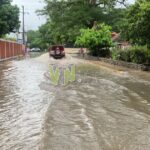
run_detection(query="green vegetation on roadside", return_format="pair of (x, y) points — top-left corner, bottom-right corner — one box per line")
(26, 0), (150, 65)
(121, 0), (150, 47)
(0, 0), (20, 37)
(2, 36), (16, 42)
(36, 0), (127, 46)
(75, 23), (112, 57)
(111, 46), (150, 64)
(27, 30), (47, 50)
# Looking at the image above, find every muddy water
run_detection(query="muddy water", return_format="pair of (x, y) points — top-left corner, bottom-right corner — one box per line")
(0, 59), (52, 150)
(0, 55), (150, 150)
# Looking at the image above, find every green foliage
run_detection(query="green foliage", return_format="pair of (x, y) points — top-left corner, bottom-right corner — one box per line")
(128, 46), (150, 64)
(111, 48), (120, 60)
(111, 46), (150, 64)
(104, 8), (127, 32)
(27, 30), (48, 50)
(75, 23), (113, 57)
(0, 0), (20, 37)
(39, 23), (53, 45)
(121, 0), (150, 47)
(40, 0), (127, 45)
(2, 36), (16, 41)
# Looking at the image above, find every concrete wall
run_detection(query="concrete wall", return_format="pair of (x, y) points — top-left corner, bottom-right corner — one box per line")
(83, 54), (150, 71)
(0, 39), (25, 61)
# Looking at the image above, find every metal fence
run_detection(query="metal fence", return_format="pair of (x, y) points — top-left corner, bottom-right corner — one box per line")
(0, 39), (25, 61)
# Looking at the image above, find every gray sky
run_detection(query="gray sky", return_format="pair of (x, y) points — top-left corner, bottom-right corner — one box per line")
(12, 0), (46, 31)
(12, 0), (135, 31)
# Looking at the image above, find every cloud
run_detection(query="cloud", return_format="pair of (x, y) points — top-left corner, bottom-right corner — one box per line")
(12, 0), (135, 30)
(12, 0), (46, 30)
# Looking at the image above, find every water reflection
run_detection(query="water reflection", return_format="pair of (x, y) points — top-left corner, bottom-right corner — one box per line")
(0, 60), (52, 150)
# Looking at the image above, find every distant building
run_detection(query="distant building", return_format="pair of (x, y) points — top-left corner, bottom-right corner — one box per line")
(8, 32), (27, 45)
(111, 32), (131, 49)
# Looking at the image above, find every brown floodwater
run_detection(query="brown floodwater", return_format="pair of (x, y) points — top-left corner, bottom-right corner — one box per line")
(0, 54), (150, 150)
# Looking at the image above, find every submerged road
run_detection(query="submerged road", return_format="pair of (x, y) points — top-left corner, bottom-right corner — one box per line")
(0, 51), (150, 150)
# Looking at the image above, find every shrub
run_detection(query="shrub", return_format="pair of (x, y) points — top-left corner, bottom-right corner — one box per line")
(119, 49), (131, 62)
(75, 23), (113, 57)
(128, 46), (150, 64)
(111, 46), (150, 64)
(111, 48), (120, 60)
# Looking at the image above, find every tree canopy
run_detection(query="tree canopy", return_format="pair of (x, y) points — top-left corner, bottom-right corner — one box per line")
(75, 23), (112, 56)
(121, 0), (150, 47)
(0, 0), (20, 37)
(27, 29), (49, 50)
(39, 0), (127, 45)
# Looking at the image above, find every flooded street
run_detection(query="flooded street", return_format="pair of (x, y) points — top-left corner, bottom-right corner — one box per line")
(0, 53), (150, 150)
(0, 58), (52, 150)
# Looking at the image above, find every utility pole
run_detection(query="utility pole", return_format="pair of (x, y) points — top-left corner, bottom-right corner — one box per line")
(22, 6), (25, 45)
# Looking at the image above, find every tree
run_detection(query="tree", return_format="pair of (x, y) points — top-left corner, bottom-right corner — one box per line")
(27, 30), (40, 48)
(27, 29), (49, 50)
(75, 23), (113, 56)
(121, 0), (150, 47)
(0, 0), (20, 37)
(40, 0), (127, 45)
(103, 8), (127, 32)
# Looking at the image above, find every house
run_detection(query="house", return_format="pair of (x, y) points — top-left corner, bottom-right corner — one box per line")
(111, 32), (131, 49)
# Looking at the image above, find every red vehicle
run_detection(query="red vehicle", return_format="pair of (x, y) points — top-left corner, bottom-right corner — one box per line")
(49, 45), (65, 59)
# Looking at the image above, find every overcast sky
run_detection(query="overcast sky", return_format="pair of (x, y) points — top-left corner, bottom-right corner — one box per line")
(12, 0), (46, 31)
(12, 0), (135, 31)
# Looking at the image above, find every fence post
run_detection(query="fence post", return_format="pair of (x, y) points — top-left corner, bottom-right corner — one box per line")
(5, 41), (6, 59)
(0, 41), (1, 60)
(8, 42), (11, 58)
(13, 42), (14, 57)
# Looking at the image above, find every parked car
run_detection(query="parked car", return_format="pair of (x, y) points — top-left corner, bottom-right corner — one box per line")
(49, 45), (65, 59)
(30, 48), (41, 52)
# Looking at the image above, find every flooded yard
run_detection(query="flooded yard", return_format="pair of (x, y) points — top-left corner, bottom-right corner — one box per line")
(0, 53), (150, 150)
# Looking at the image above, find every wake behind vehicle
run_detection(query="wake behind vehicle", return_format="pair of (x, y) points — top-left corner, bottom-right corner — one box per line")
(49, 45), (65, 59)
